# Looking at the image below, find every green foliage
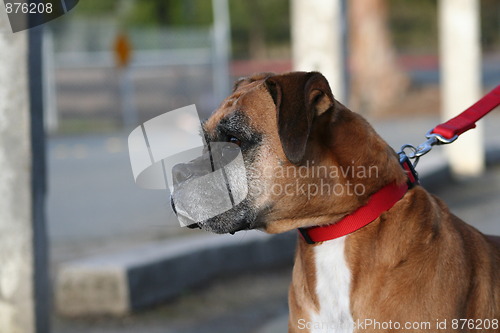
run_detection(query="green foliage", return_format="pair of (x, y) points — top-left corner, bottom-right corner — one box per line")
(481, 0), (500, 51)
(388, 0), (438, 53)
(71, 0), (289, 58)
(229, 0), (290, 58)
(72, 0), (117, 15)
(126, 0), (213, 27)
(388, 0), (500, 52)
(71, 0), (499, 57)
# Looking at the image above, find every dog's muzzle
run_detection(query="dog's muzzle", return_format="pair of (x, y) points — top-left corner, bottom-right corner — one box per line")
(170, 142), (249, 227)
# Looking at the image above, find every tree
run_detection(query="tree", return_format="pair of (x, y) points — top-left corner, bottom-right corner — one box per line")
(349, 0), (409, 115)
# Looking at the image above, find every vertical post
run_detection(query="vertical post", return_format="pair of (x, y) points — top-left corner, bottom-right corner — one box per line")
(43, 29), (58, 134)
(0, 14), (33, 333)
(212, 0), (231, 108)
(0, 10), (49, 333)
(29, 25), (50, 333)
(291, 0), (346, 102)
(114, 32), (137, 129)
(119, 67), (138, 129)
(439, 0), (484, 177)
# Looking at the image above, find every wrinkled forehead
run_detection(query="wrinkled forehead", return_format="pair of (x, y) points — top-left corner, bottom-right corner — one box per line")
(204, 78), (274, 134)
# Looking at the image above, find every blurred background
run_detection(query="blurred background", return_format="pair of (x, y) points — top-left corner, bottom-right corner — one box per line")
(45, 0), (500, 131)
(0, 0), (499, 332)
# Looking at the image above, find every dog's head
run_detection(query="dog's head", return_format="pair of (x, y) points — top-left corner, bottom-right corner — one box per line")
(171, 71), (407, 234)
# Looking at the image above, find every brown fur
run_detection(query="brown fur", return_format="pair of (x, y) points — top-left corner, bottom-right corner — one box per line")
(346, 188), (500, 332)
(195, 72), (500, 332)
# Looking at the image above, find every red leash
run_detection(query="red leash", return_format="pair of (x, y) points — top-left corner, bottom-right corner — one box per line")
(401, 85), (500, 163)
(431, 85), (500, 140)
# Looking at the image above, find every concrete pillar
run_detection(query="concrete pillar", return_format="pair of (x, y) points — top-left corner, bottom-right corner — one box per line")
(0, 11), (49, 333)
(439, 0), (484, 177)
(43, 29), (58, 134)
(212, 0), (231, 111)
(291, 0), (346, 102)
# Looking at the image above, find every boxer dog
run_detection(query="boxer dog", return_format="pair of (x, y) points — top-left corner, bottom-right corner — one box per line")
(171, 72), (500, 332)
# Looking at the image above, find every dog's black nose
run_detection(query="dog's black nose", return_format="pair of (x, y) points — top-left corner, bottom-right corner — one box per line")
(172, 163), (193, 184)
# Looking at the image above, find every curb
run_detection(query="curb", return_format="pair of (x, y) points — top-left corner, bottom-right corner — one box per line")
(55, 148), (500, 317)
(55, 231), (296, 316)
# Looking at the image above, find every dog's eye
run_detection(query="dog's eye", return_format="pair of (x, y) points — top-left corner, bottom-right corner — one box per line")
(227, 136), (242, 147)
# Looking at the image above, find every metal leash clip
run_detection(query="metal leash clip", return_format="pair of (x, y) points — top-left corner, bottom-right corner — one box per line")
(399, 130), (458, 167)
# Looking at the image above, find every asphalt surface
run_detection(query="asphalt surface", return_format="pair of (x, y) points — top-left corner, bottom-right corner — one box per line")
(47, 133), (192, 265)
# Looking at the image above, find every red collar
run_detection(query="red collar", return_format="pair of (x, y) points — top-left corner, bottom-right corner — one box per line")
(298, 155), (417, 244)
(298, 182), (409, 244)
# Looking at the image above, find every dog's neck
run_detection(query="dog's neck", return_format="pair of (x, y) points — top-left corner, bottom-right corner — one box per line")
(293, 186), (439, 331)
(291, 181), (426, 332)
(294, 190), (413, 332)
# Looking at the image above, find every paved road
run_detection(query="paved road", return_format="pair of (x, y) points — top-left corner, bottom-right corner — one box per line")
(47, 132), (194, 264)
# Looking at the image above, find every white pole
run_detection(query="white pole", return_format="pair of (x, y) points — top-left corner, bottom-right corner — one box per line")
(43, 28), (58, 134)
(439, 0), (484, 177)
(291, 0), (346, 102)
(212, 0), (231, 109)
(0, 13), (36, 333)
(119, 67), (138, 129)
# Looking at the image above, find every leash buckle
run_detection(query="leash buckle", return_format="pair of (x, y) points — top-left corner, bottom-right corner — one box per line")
(416, 130), (458, 158)
(399, 129), (459, 166)
(414, 136), (438, 158)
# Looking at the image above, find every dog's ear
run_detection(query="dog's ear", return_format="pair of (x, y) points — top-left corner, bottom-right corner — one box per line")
(265, 72), (334, 164)
(233, 72), (275, 92)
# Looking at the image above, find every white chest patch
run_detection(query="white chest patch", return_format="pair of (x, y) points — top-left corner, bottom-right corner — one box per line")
(310, 236), (353, 333)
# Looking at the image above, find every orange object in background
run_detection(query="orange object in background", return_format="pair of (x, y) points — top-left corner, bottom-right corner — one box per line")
(114, 32), (132, 68)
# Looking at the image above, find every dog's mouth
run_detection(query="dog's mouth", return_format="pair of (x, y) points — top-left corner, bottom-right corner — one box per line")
(171, 193), (257, 234)
(186, 222), (202, 229)
(183, 212), (253, 234)
(183, 216), (252, 234)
